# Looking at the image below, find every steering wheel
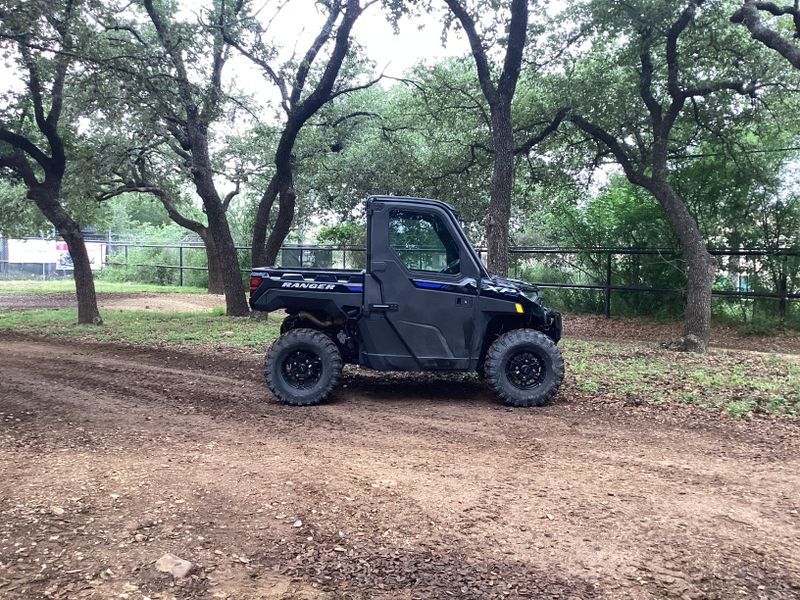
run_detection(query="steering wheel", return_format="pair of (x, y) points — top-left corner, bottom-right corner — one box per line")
(440, 257), (460, 274)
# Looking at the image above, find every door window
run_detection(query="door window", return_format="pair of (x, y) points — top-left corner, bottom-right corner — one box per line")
(389, 209), (460, 274)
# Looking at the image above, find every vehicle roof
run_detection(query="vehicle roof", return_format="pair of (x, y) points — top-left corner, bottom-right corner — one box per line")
(366, 195), (456, 212)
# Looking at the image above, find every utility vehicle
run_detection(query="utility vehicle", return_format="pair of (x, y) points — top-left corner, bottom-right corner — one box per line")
(249, 196), (564, 406)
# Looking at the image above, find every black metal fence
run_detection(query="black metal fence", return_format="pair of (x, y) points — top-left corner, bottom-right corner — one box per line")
(503, 247), (799, 319)
(101, 241), (800, 320)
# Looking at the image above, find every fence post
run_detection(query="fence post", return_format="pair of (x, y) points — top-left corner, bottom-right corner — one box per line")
(605, 252), (612, 318)
(779, 255), (788, 320)
(124, 244), (128, 266)
(179, 245), (184, 286)
(342, 247), (346, 269)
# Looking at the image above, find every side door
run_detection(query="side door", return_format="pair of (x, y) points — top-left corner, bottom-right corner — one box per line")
(367, 201), (479, 370)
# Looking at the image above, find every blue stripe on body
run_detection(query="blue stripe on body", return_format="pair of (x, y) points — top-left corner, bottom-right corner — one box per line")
(413, 280), (446, 290)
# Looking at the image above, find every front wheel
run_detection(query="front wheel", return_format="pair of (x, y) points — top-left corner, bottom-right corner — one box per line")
(484, 329), (564, 407)
(265, 328), (342, 405)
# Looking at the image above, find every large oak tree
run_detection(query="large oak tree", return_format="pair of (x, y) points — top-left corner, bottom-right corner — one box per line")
(566, 0), (775, 351)
(98, 0), (250, 314)
(0, 0), (102, 324)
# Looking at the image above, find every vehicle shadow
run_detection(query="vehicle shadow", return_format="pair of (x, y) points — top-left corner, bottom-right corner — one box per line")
(337, 366), (495, 405)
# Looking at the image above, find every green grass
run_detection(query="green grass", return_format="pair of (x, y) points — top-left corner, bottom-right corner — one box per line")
(564, 339), (800, 419)
(0, 280), (209, 294)
(1, 306), (797, 419)
(0, 308), (280, 349)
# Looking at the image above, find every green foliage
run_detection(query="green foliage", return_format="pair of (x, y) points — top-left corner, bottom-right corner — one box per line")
(100, 244), (210, 288)
(316, 222), (366, 247)
(0, 0), (113, 229)
(292, 61), (496, 233)
(99, 223), (210, 287)
(103, 193), (173, 234)
(0, 181), (49, 237)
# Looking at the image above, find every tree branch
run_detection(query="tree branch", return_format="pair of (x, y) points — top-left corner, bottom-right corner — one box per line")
(514, 107), (569, 155)
(143, 0), (198, 116)
(732, 0), (800, 68)
(496, 0), (528, 100)
(325, 73), (384, 102)
(0, 128), (51, 171)
(289, 0), (341, 108)
(296, 0), (366, 120)
(314, 111), (381, 127)
(683, 79), (759, 97)
(443, 0), (496, 104)
(220, 31), (289, 111)
(666, 0), (705, 98)
(0, 151), (40, 188)
(639, 38), (663, 127)
(222, 180), (240, 211)
(98, 183), (206, 234)
(200, 0), (238, 121)
(569, 114), (648, 186)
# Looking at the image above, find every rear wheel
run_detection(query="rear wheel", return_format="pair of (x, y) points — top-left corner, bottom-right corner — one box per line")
(265, 328), (342, 405)
(484, 329), (564, 407)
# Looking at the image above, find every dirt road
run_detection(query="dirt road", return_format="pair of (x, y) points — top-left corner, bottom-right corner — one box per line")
(1, 334), (798, 599)
(0, 292), (224, 313)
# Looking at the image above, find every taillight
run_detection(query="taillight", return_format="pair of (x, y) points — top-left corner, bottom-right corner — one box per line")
(249, 276), (262, 295)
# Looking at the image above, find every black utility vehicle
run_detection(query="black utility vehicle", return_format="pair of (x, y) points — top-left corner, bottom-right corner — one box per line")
(249, 196), (564, 406)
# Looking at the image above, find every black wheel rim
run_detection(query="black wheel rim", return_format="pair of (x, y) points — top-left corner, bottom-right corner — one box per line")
(282, 349), (323, 389)
(505, 350), (545, 389)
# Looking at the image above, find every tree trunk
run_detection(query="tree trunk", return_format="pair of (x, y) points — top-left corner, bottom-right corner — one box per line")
(201, 229), (224, 295)
(486, 101), (515, 276)
(152, 192), (225, 295)
(30, 187), (102, 325)
(62, 228), (102, 325)
(650, 180), (715, 352)
(251, 175), (280, 268)
(251, 171), (296, 267)
(264, 176), (296, 266)
(252, 121), (299, 268)
(203, 201), (249, 315)
(186, 123), (249, 316)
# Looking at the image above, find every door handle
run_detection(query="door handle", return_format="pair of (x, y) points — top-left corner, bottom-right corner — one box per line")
(370, 303), (398, 311)
(372, 261), (387, 272)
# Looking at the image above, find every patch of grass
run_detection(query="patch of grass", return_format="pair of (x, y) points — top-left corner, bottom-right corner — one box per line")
(0, 280), (209, 294)
(0, 308), (280, 350)
(562, 339), (800, 419)
(724, 399), (758, 419)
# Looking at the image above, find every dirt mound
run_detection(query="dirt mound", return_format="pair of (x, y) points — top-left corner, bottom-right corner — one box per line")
(1, 334), (798, 599)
